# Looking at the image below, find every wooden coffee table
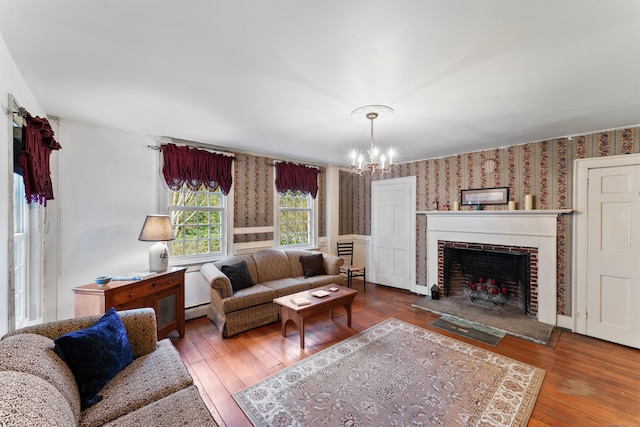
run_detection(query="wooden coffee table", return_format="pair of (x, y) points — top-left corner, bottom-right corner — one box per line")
(274, 284), (358, 349)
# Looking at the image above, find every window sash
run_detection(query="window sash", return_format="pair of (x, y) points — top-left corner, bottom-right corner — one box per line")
(168, 185), (226, 262)
(278, 191), (314, 248)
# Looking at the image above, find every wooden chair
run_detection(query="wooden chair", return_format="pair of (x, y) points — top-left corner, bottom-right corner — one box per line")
(337, 241), (366, 292)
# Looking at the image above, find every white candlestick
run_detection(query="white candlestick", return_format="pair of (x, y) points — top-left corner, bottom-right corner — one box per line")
(508, 201), (516, 210)
(524, 195), (533, 210)
(453, 201), (460, 211)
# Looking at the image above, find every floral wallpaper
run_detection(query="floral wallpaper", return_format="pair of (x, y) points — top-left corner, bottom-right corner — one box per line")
(339, 126), (639, 316)
(233, 153), (326, 243)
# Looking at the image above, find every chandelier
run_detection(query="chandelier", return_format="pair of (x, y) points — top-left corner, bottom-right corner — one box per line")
(350, 105), (395, 176)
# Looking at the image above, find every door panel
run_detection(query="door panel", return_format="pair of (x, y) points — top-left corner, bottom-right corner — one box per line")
(587, 165), (640, 348)
(371, 178), (416, 291)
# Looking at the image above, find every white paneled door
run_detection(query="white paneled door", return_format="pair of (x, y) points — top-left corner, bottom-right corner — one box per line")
(371, 177), (416, 291)
(586, 165), (640, 348)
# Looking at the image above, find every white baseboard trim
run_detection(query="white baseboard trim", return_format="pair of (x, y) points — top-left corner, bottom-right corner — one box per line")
(185, 304), (209, 320)
(556, 314), (573, 331)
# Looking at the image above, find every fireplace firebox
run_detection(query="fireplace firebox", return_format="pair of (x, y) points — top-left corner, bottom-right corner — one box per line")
(438, 241), (538, 317)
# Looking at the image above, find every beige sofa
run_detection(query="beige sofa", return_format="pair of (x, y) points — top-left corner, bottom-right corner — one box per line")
(201, 249), (345, 337)
(0, 308), (217, 427)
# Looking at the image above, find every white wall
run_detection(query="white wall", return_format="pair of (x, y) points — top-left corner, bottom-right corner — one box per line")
(0, 35), (47, 335)
(54, 120), (159, 320)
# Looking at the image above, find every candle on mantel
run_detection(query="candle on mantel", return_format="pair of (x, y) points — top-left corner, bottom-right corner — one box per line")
(453, 201), (460, 211)
(508, 201), (516, 210)
(525, 194), (534, 210)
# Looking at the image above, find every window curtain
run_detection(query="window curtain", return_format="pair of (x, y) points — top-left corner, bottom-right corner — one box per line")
(161, 143), (233, 195)
(275, 161), (319, 198)
(18, 111), (62, 206)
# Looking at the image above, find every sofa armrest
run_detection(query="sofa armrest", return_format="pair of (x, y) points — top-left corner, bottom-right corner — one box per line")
(4, 308), (158, 358)
(323, 253), (344, 275)
(201, 263), (233, 299)
(117, 308), (159, 357)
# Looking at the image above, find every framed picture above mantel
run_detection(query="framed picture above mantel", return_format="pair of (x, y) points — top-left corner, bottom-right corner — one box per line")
(461, 187), (509, 206)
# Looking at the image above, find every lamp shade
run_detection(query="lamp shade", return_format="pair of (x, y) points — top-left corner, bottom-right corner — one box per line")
(138, 215), (175, 242)
(139, 215), (175, 273)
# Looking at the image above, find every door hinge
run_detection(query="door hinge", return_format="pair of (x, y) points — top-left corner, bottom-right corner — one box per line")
(585, 311), (588, 320)
(586, 177), (589, 190)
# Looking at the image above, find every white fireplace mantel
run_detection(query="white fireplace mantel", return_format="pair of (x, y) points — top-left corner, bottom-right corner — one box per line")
(418, 209), (572, 326)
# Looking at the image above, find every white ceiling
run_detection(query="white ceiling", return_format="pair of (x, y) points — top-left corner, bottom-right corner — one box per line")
(1, 0), (639, 166)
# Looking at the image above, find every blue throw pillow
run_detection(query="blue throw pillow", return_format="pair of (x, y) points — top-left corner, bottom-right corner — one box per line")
(54, 307), (134, 408)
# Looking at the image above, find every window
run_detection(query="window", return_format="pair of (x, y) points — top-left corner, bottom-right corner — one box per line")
(278, 190), (314, 247)
(13, 173), (28, 329)
(168, 184), (226, 262)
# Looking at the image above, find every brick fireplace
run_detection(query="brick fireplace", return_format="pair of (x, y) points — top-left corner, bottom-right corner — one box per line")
(438, 240), (538, 317)
(421, 210), (567, 325)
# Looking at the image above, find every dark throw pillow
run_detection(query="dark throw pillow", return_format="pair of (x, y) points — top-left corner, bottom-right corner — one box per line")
(300, 253), (327, 278)
(54, 307), (133, 408)
(221, 261), (255, 293)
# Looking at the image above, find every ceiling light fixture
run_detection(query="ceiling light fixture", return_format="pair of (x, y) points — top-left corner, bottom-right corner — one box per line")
(350, 105), (395, 176)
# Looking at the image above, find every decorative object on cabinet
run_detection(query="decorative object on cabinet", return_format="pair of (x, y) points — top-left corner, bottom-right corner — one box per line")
(138, 214), (175, 272)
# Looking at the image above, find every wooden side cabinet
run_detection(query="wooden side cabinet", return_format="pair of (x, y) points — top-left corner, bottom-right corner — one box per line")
(72, 267), (186, 340)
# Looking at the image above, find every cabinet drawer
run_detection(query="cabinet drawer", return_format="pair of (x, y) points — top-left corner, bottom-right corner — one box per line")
(110, 276), (181, 306)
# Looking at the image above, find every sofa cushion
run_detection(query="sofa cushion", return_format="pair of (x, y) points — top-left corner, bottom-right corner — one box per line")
(102, 385), (218, 427)
(222, 261), (256, 292)
(80, 339), (193, 427)
(0, 371), (76, 426)
(54, 307), (134, 408)
(263, 278), (312, 297)
(0, 333), (81, 423)
(252, 249), (291, 282)
(221, 284), (278, 313)
(300, 274), (345, 288)
(300, 253), (327, 277)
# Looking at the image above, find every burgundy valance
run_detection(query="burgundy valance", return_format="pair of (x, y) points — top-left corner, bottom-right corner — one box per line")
(18, 112), (62, 206)
(275, 161), (319, 198)
(161, 143), (233, 195)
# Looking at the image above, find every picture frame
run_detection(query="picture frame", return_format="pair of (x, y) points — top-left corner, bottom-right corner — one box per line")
(460, 187), (509, 206)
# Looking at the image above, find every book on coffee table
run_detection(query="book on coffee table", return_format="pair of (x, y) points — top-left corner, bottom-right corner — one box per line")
(290, 297), (312, 307)
(312, 290), (330, 298)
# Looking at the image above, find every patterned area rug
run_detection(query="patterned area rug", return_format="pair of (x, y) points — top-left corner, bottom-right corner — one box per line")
(233, 318), (545, 426)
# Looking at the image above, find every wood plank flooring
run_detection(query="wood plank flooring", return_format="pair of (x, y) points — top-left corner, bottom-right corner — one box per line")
(170, 281), (640, 426)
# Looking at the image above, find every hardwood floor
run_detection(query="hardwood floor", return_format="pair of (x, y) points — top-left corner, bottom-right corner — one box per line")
(171, 281), (640, 426)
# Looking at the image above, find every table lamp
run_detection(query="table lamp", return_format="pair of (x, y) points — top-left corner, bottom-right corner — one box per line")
(138, 215), (176, 272)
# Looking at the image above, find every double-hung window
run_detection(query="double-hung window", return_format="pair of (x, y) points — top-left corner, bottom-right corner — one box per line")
(278, 190), (314, 247)
(168, 184), (226, 263)
(161, 143), (233, 263)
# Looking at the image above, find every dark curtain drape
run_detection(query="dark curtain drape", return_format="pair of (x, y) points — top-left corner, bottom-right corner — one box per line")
(161, 143), (233, 195)
(275, 161), (319, 198)
(18, 112), (62, 206)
